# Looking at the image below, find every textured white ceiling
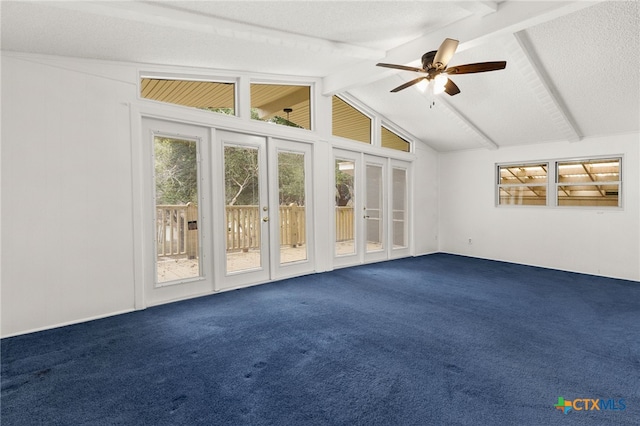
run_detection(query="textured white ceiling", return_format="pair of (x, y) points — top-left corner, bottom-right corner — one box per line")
(1, 1), (638, 151)
(0, 1), (363, 75)
(440, 35), (563, 147)
(524, 0), (640, 138)
(158, 1), (471, 51)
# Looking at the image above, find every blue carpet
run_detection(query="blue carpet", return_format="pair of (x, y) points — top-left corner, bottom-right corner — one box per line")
(2, 253), (639, 425)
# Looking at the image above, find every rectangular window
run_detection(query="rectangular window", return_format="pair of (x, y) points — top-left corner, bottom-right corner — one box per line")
(250, 83), (311, 130)
(497, 163), (548, 206)
(332, 96), (371, 144)
(557, 158), (621, 207)
(141, 78), (235, 116)
(382, 126), (410, 152)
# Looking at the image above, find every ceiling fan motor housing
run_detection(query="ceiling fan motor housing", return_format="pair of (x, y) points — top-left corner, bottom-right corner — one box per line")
(421, 51), (437, 70)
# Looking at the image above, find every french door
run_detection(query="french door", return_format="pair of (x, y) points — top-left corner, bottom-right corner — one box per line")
(141, 120), (314, 305)
(216, 131), (314, 290)
(389, 159), (411, 259)
(217, 132), (270, 288)
(363, 155), (387, 263)
(269, 138), (314, 280)
(333, 149), (410, 267)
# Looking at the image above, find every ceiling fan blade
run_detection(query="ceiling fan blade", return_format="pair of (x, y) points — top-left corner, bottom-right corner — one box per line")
(390, 76), (427, 93)
(376, 63), (425, 73)
(444, 78), (460, 96)
(433, 38), (459, 69)
(446, 61), (507, 75)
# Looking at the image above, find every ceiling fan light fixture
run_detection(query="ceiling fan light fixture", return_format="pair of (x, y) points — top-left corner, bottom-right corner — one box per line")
(433, 84), (446, 95)
(416, 78), (430, 93)
(433, 74), (448, 94)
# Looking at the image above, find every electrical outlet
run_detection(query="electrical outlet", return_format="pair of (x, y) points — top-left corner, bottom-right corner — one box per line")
(468, 238), (472, 245)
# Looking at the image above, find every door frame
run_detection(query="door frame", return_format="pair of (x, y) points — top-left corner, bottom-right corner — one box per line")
(214, 130), (271, 291)
(214, 132), (316, 290)
(331, 150), (411, 268)
(141, 117), (214, 307)
(363, 154), (388, 263)
(268, 137), (316, 280)
(389, 159), (412, 259)
(332, 149), (362, 268)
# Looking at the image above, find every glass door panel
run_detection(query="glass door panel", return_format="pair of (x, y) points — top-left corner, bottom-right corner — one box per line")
(278, 151), (307, 264)
(365, 163), (384, 253)
(224, 145), (263, 273)
(154, 136), (202, 283)
(335, 159), (356, 256)
(392, 167), (407, 249)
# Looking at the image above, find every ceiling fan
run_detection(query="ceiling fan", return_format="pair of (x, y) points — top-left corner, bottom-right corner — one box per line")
(376, 38), (507, 96)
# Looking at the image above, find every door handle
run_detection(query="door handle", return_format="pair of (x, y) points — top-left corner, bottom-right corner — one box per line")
(364, 215), (370, 219)
(262, 216), (269, 222)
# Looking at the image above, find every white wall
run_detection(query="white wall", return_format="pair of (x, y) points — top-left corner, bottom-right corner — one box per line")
(413, 144), (439, 255)
(438, 134), (640, 281)
(0, 53), (425, 337)
(1, 55), (139, 336)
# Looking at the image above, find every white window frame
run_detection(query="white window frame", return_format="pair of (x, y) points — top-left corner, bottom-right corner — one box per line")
(496, 155), (623, 209)
(555, 157), (622, 208)
(139, 72), (239, 117)
(249, 79), (315, 131)
(332, 94), (375, 145)
(496, 162), (549, 207)
(381, 122), (413, 153)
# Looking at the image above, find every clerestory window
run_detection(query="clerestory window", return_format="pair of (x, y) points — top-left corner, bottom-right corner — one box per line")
(332, 96), (372, 144)
(141, 78), (235, 116)
(250, 83), (311, 130)
(381, 126), (411, 152)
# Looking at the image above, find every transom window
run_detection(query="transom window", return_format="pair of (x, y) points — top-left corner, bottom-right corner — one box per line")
(381, 126), (410, 152)
(250, 83), (311, 130)
(332, 96), (371, 144)
(141, 78), (235, 116)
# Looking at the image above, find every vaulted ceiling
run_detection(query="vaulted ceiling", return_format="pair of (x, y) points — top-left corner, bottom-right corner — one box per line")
(2, 1), (638, 152)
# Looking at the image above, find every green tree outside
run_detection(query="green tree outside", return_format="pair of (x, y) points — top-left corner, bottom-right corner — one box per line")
(154, 137), (198, 205)
(155, 131), (306, 208)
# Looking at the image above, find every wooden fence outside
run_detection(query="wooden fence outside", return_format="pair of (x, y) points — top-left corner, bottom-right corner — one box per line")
(156, 203), (198, 258)
(335, 206), (355, 242)
(156, 204), (355, 257)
